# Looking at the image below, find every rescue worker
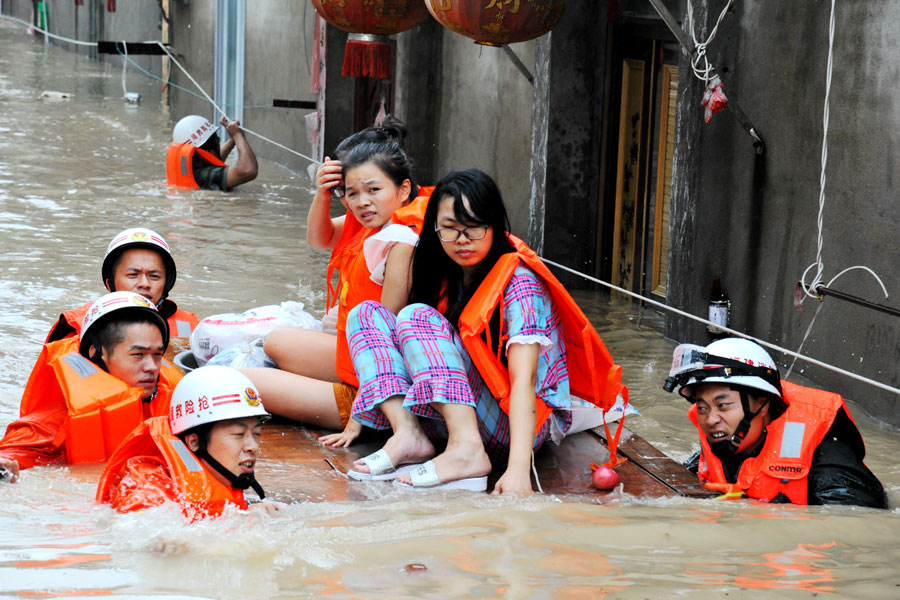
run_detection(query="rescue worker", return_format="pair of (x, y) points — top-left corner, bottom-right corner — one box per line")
(45, 227), (199, 343)
(166, 115), (258, 191)
(665, 337), (886, 507)
(97, 366), (280, 519)
(0, 292), (181, 481)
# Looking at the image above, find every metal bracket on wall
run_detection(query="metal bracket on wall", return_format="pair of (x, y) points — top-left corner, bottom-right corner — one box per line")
(647, 0), (764, 155)
(273, 99), (317, 109)
(807, 284), (900, 319)
(502, 45), (534, 86)
(98, 41), (170, 55)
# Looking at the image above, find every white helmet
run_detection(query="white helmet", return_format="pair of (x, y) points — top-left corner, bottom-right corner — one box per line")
(665, 337), (782, 399)
(80, 291), (169, 356)
(173, 115), (217, 147)
(169, 366), (268, 435)
(102, 228), (177, 299)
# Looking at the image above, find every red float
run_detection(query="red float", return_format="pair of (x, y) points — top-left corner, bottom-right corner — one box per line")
(310, 0), (430, 78)
(425, 0), (567, 46)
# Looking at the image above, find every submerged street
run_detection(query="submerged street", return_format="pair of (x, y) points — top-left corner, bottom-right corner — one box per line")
(1, 21), (899, 599)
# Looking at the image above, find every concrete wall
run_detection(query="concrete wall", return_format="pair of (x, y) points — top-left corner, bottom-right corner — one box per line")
(668, 0), (900, 424)
(529, 1), (609, 276)
(393, 18), (537, 236)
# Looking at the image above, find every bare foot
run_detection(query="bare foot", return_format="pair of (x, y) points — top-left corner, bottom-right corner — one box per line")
(352, 427), (435, 474)
(395, 437), (491, 486)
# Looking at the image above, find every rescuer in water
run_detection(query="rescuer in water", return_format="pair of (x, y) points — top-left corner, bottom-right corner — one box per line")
(166, 115), (258, 191)
(665, 337), (885, 507)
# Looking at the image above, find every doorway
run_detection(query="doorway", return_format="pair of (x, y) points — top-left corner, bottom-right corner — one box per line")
(598, 34), (680, 300)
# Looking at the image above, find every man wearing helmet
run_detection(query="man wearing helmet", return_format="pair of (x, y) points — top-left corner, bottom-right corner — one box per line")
(97, 366), (280, 518)
(45, 228), (199, 344)
(166, 115), (258, 191)
(665, 337), (885, 508)
(0, 292), (181, 482)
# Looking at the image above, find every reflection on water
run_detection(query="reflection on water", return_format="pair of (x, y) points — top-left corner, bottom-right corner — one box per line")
(0, 21), (899, 598)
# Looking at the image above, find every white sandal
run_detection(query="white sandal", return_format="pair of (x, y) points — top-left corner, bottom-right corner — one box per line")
(346, 448), (417, 481)
(392, 460), (488, 491)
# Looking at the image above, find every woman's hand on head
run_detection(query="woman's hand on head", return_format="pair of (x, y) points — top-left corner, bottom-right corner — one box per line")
(491, 468), (534, 496)
(316, 157), (344, 202)
(318, 419), (362, 448)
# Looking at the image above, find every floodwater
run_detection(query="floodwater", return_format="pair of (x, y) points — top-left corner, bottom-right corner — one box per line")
(1, 20), (899, 599)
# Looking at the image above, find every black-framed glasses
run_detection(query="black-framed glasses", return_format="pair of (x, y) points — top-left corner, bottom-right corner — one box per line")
(434, 225), (489, 242)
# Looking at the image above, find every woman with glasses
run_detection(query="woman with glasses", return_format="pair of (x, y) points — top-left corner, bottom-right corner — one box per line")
(344, 169), (587, 494)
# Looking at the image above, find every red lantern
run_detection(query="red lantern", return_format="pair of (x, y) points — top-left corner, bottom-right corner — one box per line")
(310, 0), (430, 78)
(425, 0), (567, 46)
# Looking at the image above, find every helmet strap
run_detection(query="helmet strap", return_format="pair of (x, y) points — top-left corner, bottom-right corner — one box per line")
(144, 383), (158, 404)
(728, 388), (766, 451)
(195, 445), (266, 500)
(86, 337), (109, 372)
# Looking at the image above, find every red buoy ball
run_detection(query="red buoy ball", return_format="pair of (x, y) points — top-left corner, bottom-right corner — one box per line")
(590, 464), (620, 490)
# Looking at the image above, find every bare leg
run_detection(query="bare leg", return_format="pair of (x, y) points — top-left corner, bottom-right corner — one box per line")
(351, 396), (435, 473)
(395, 403), (491, 485)
(242, 367), (343, 430)
(264, 327), (339, 382)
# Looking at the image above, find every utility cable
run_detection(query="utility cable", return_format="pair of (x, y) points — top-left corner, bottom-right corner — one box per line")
(115, 45), (270, 109)
(0, 12), (97, 46)
(799, 0), (888, 303)
(0, 15), (316, 163)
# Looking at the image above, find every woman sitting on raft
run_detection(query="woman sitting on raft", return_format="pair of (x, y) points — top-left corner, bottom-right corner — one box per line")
(346, 169), (583, 494)
(243, 119), (425, 446)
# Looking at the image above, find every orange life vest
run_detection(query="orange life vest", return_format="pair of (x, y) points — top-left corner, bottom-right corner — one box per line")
(458, 236), (628, 440)
(97, 416), (247, 519)
(165, 142), (227, 189)
(690, 381), (855, 504)
(327, 191), (432, 386)
(0, 337), (180, 468)
(45, 299), (199, 344)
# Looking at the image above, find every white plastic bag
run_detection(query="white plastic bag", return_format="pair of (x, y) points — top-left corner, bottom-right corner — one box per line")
(206, 338), (277, 370)
(190, 301), (321, 366)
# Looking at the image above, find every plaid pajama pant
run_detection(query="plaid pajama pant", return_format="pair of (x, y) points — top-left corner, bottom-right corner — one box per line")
(346, 300), (551, 461)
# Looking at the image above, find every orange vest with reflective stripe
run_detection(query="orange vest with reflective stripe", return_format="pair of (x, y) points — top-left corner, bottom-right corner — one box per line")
(166, 142), (226, 189)
(458, 236), (628, 433)
(327, 191), (431, 386)
(690, 381), (853, 504)
(1, 337), (180, 467)
(45, 300), (199, 344)
(96, 416), (247, 519)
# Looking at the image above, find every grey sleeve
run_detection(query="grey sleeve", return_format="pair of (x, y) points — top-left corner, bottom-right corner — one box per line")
(193, 163), (230, 191)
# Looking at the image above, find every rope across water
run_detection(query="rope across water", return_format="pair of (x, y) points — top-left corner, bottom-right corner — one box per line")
(3, 11), (895, 398)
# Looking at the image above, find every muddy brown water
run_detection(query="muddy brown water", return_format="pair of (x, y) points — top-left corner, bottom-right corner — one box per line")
(1, 22), (898, 599)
